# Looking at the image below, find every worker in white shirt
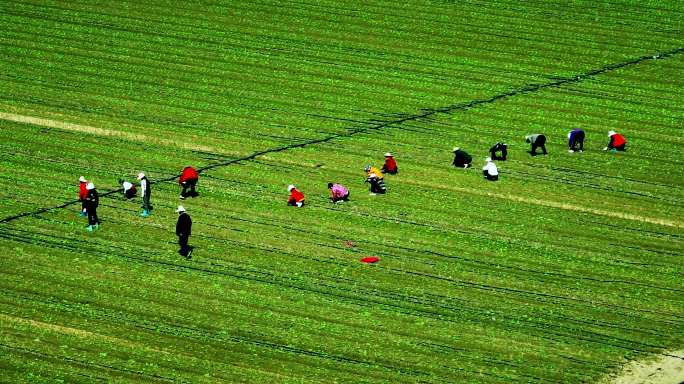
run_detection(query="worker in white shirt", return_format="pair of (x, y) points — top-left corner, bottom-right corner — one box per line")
(482, 157), (499, 181)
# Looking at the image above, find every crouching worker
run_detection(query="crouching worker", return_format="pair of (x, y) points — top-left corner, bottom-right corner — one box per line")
(381, 153), (398, 174)
(78, 176), (88, 216)
(328, 183), (349, 203)
(604, 131), (627, 152)
(119, 179), (137, 199)
(179, 166), (199, 199)
(176, 205), (193, 259)
(568, 128), (585, 153)
(364, 165), (383, 180)
(489, 142), (508, 161)
(482, 157), (499, 181)
(287, 185), (305, 207)
(85, 182), (100, 231)
(366, 173), (386, 194)
(452, 147), (473, 168)
(526, 134), (548, 156)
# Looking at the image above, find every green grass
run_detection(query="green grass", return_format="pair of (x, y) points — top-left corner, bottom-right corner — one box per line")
(0, 0), (682, 382)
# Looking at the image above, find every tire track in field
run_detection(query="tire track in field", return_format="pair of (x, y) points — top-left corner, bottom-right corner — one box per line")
(1, 46), (682, 226)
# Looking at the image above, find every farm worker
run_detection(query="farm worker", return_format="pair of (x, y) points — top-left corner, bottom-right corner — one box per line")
(482, 157), (499, 181)
(176, 205), (193, 259)
(84, 182), (100, 231)
(366, 173), (386, 194)
(526, 134), (548, 156)
(381, 153), (398, 174)
(604, 130), (627, 152)
(568, 128), (585, 153)
(78, 176), (88, 217)
(119, 179), (137, 199)
(452, 147), (473, 168)
(138, 172), (152, 217)
(287, 185), (305, 207)
(328, 183), (350, 203)
(489, 142), (508, 161)
(364, 165), (383, 180)
(179, 166), (199, 199)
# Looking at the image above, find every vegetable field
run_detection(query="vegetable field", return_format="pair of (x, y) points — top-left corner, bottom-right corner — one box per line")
(1, 0), (683, 382)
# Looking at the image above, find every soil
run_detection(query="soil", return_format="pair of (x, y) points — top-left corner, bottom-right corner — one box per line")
(603, 351), (684, 384)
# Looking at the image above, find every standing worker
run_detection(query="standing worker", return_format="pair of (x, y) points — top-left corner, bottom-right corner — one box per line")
(381, 153), (398, 175)
(568, 129), (585, 153)
(452, 147), (473, 168)
(526, 134), (548, 156)
(366, 173), (387, 194)
(78, 176), (88, 217)
(179, 166), (199, 199)
(138, 172), (152, 217)
(287, 185), (305, 207)
(489, 142), (508, 161)
(84, 182), (100, 231)
(176, 205), (193, 259)
(328, 183), (350, 203)
(604, 130), (627, 152)
(482, 157), (499, 181)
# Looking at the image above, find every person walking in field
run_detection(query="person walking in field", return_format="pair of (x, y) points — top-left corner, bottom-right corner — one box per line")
(78, 176), (88, 217)
(364, 165), (384, 180)
(381, 153), (398, 175)
(489, 142), (508, 161)
(568, 128), (585, 153)
(287, 185), (305, 207)
(176, 205), (193, 259)
(179, 166), (199, 199)
(526, 134), (548, 156)
(452, 147), (473, 168)
(482, 157), (499, 181)
(119, 179), (137, 199)
(84, 182), (100, 231)
(604, 130), (627, 152)
(138, 172), (152, 217)
(366, 173), (386, 194)
(328, 183), (350, 203)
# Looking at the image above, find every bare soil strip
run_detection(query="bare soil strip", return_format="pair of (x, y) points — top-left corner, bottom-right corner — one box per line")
(603, 350), (684, 384)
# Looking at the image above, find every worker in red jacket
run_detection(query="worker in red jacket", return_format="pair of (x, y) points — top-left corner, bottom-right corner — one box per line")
(381, 152), (398, 174)
(604, 131), (627, 152)
(78, 176), (88, 216)
(287, 185), (305, 207)
(179, 166), (199, 199)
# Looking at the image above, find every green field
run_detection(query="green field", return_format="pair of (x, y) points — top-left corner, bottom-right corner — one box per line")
(1, 0), (683, 382)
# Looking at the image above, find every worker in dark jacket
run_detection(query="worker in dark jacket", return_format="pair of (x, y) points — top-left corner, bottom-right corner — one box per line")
(366, 173), (386, 194)
(84, 182), (100, 231)
(138, 172), (152, 217)
(526, 134), (548, 156)
(489, 142), (508, 161)
(381, 153), (398, 175)
(176, 205), (193, 259)
(604, 130), (627, 152)
(179, 166), (199, 199)
(119, 179), (137, 199)
(568, 128), (585, 153)
(78, 176), (88, 216)
(452, 147), (473, 168)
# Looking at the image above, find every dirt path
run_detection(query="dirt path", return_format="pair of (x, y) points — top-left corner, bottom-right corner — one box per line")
(603, 351), (684, 384)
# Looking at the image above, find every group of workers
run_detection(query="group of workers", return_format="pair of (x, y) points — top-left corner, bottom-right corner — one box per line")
(77, 128), (627, 259)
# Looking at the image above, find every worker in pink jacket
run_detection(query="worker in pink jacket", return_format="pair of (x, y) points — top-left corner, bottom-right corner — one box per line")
(328, 183), (350, 203)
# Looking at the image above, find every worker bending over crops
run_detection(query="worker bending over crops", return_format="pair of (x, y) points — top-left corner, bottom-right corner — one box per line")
(489, 142), (508, 161)
(482, 157), (499, 181)
(452, 147), (473, 168)
(604, 131), (627, 152)
(287, 185), (305, 207)
(138, 172), (152, 217)
(119, 179), (137, 199)
(381, 153), (398, 174)
(364, 165), (383, 180)
(179, 166), (199, 199)
(366, 173), (386, 194)
(526, 134), (548, 156)
(328, 183), (350, 203)
(84, 182), (100, 231)
(78, 176), (88, 217)
(176, 205), (193, 259)
(568, 128), (585, 153)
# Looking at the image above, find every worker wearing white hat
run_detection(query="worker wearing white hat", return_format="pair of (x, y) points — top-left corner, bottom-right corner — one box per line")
(137, 172), (152, 217)
(482, 157), (499, 181)
(84, 182), (100, 231)
(381, 152), (398, 175)
(175, 205), (193, 259)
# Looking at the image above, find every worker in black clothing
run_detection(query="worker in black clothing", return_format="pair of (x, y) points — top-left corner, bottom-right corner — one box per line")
(452, 147), (473, 168)
(84, 182), (100, 231)
(176, 205), (193, 259)
(526, 134), (548, 156)
(489, 142), (508, 160)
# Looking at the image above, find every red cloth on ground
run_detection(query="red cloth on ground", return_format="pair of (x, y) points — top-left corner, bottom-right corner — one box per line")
(360, 257), (380, 263)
